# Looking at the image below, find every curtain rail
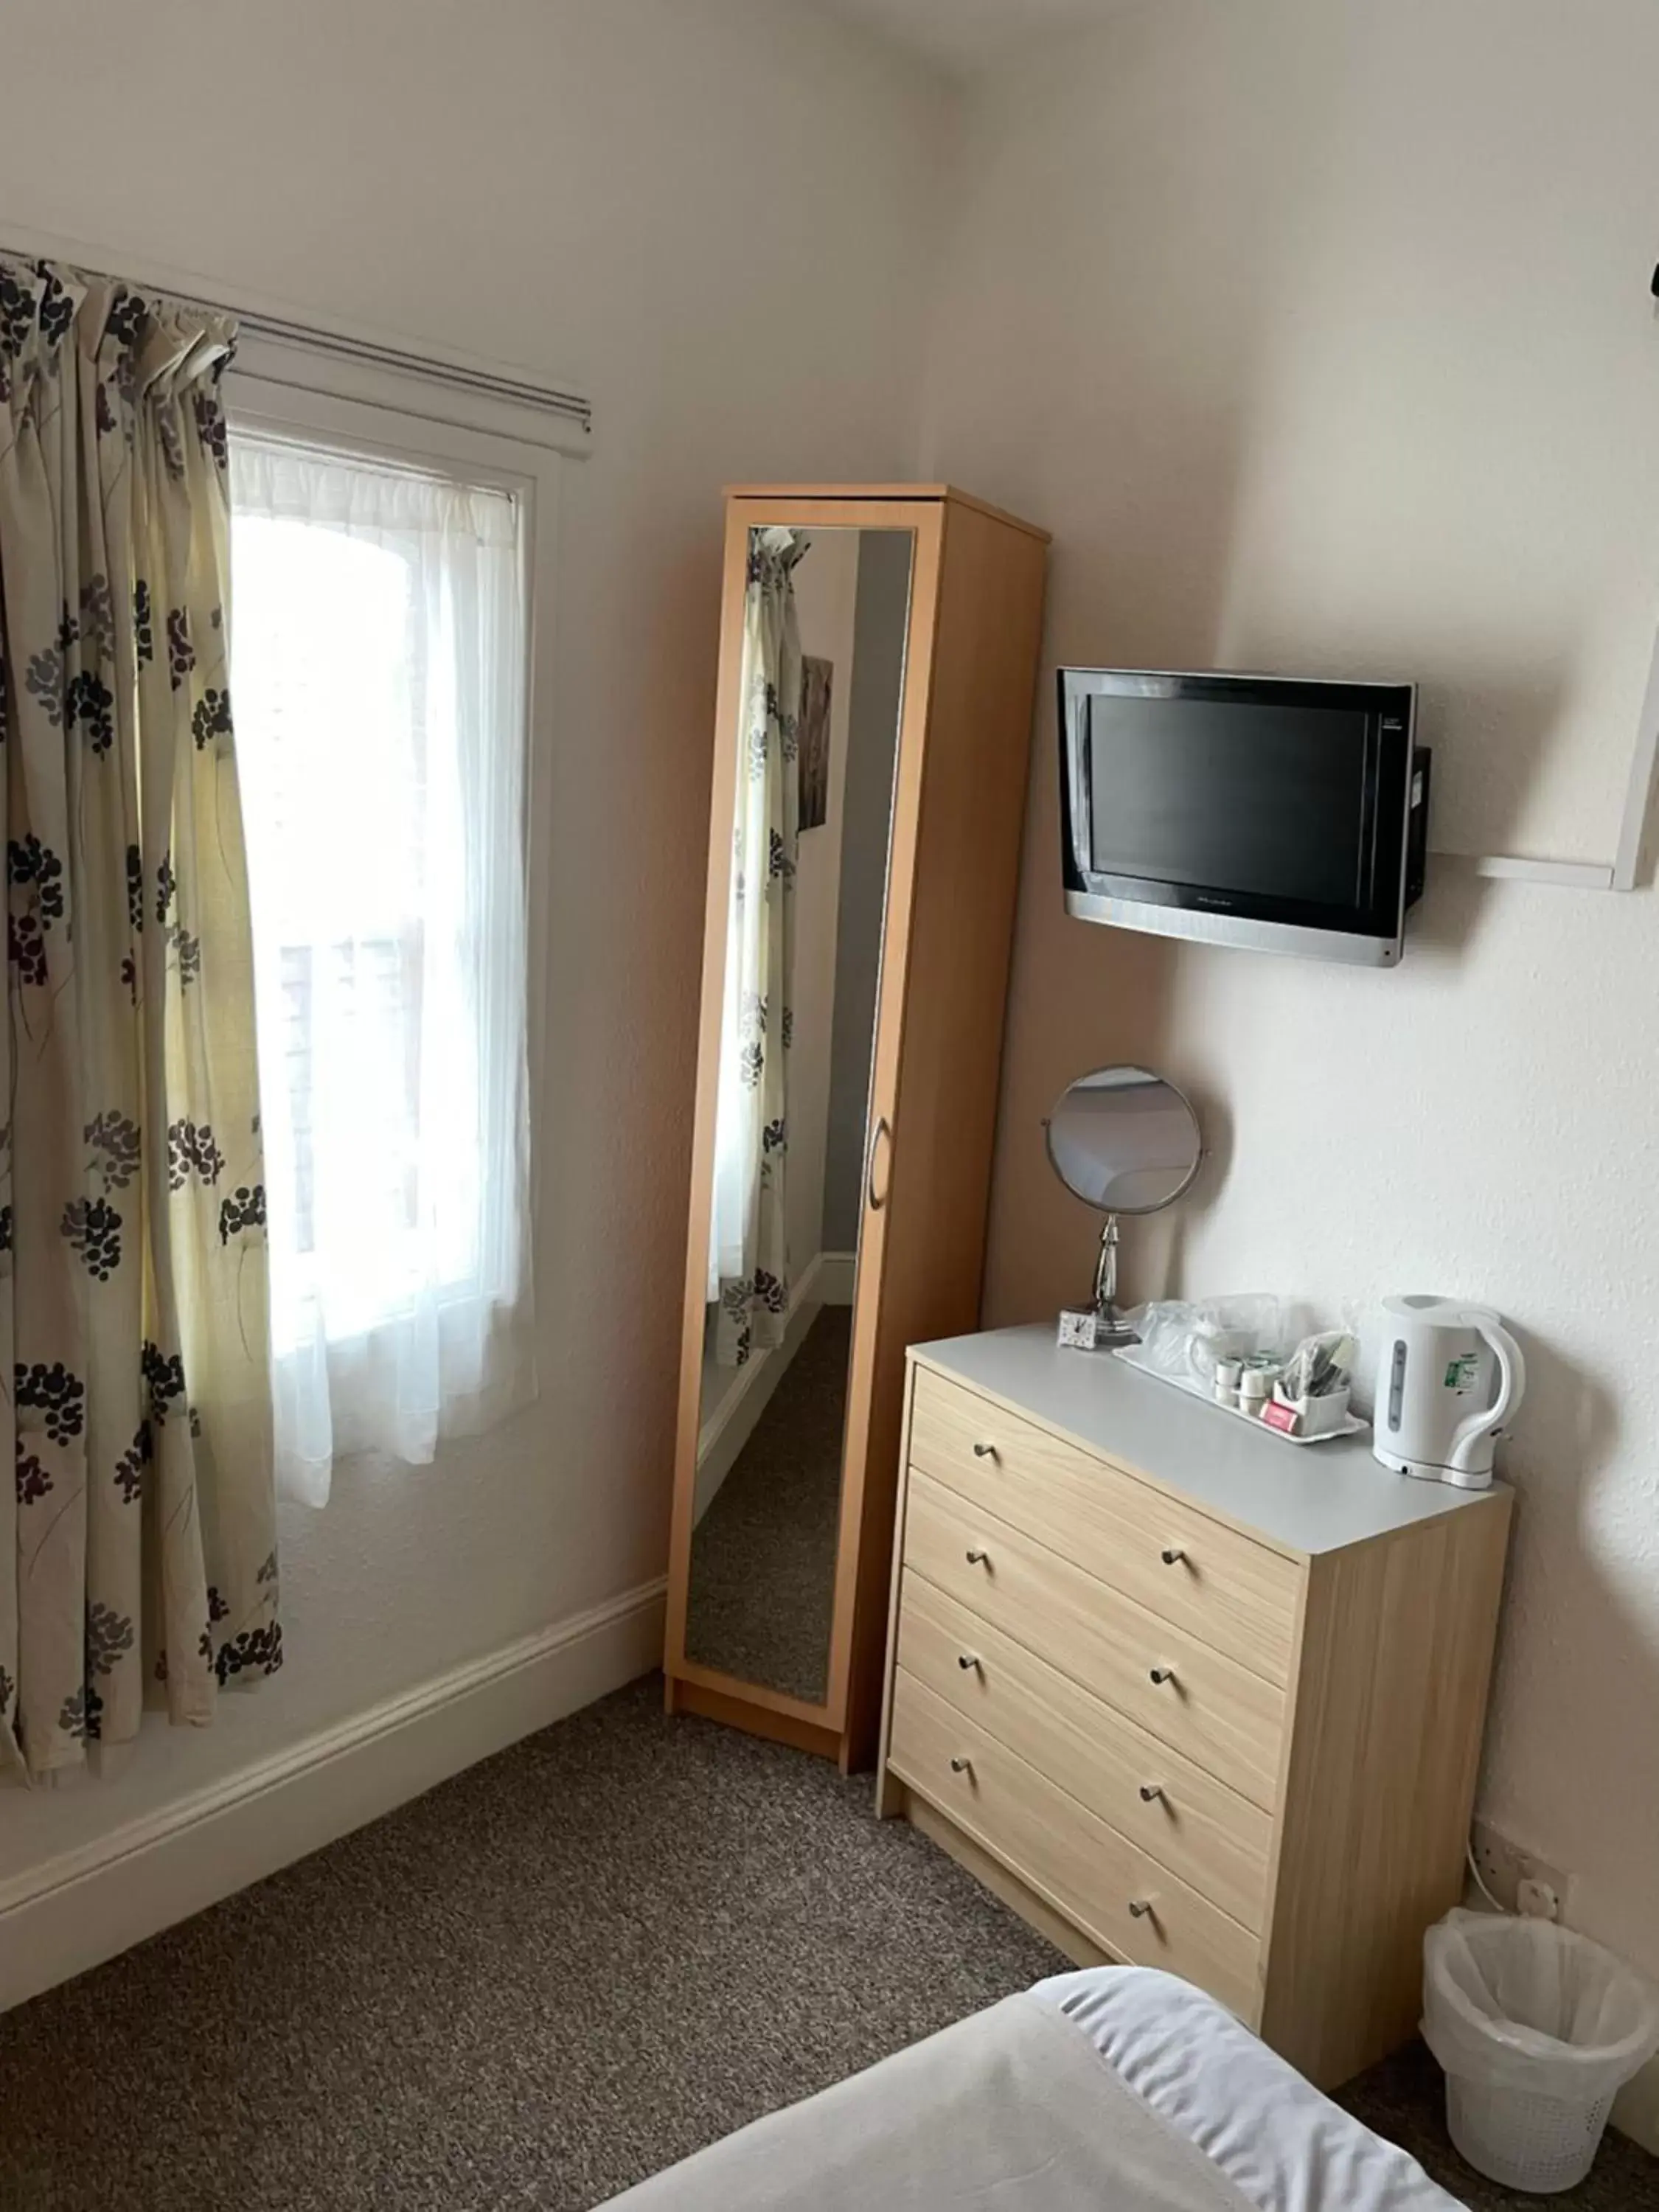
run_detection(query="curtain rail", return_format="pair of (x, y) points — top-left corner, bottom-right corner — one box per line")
(220, 308), (591, 437)
(0, 231), (593, 439)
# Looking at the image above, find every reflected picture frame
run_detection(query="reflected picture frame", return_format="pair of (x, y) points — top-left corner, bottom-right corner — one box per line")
(798, 654), (832, 832)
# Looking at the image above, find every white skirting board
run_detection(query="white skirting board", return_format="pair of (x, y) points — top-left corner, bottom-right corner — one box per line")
(0, 1577), (666, 2016)
(813, 1251), (857, 1306)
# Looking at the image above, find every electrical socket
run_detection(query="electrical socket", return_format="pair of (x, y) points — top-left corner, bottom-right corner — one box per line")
(1471, 1820), (1573, 1921)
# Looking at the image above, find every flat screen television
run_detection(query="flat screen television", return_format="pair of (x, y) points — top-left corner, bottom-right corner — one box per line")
(1058, 668), (1430, 967)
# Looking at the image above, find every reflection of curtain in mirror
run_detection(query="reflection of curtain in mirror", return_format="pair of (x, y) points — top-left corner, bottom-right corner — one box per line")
(708, 528), (802, 1365)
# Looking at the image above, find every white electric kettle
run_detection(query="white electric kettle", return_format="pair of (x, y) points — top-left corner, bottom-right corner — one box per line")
(1372, 1296), (1525, 1489)
(1371, 1292), (1531, 1486)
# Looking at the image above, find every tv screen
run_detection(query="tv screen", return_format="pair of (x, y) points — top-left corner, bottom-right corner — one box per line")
(1057, 669), (1423, 967)
(1085, 695), (1370, 908)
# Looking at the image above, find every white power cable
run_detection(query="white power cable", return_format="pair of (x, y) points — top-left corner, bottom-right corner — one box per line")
(1466, 1838), (1508, 1914)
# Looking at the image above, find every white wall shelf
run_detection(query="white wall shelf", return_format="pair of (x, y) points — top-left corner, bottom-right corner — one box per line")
(1434, 622), (1659, 893)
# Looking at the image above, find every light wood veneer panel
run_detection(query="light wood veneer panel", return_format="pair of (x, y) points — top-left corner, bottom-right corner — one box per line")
(909, 1367), (1300, 1685)
(897, 1571), (1272, 1931)
(889, 1671), (1262, 2023)
(902, 1470), (1286, 1811)
(1259, 1493), (1512, 2087)
(897, 1787), (1110, 1969)
(838, 503), (1050, 1766)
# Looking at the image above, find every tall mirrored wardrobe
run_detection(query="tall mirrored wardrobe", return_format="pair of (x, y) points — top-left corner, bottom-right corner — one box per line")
(664, 485), (1048, 1771)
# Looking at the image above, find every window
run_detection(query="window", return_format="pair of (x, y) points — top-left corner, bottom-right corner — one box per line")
(228, 420), (538, 1503)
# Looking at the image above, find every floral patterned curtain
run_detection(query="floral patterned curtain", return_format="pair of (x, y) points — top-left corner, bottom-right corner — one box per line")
(709, 528), (802, 1366)
(0, 256), (279, 1783)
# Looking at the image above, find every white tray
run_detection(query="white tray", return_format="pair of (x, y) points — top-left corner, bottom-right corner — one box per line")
(1110, 1343), (1369, 1445)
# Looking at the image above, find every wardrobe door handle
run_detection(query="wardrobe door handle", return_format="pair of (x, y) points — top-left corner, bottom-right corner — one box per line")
(972, 1441), (999, 1461)
(957, 1652), (981, 1672)
(1138, 1783), (1165, 1804)
(949, 1755), (973, 1775)
(1149, 1666), (1176, 1686)
(1160, 1547), (1186, 1566)
(1128, 1899), (1153, 1920)
(965, 1547), (989, 1567)
(866, 1115), (892, 1211)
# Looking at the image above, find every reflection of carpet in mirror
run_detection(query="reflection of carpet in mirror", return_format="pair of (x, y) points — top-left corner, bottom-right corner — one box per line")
(686, 1306), (850, 1703)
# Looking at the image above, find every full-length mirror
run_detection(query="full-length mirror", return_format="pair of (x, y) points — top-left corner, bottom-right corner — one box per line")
(684, 525), (914, 1703)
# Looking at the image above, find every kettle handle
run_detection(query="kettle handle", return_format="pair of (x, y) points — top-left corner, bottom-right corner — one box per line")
(1449, 1319), (1526, 1473)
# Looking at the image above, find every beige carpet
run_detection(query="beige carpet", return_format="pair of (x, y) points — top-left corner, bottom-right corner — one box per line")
(685, 1307), (849, 1702)
(1, 1676), (1655, 2211)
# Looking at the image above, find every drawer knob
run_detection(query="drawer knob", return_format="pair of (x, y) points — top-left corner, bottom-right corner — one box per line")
(957, 1652), (982, 1672)
(1160, 1546), (1186, 1566)
(1138, 1783), (1165, 1804)
(949, 1755), (973, 1775)
(1127, 1898), (1153, 1920)
(972, 1440), (999, 1461)
(1149, 1665), (1176, 1686)
(965, 1547), (989, 1566)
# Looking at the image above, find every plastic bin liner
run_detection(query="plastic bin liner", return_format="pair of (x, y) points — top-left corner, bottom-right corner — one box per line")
(1423, 1909), (1659, 2101)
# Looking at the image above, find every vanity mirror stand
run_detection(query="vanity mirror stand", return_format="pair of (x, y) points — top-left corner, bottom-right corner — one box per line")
(1047, 1066), (1203, 1352)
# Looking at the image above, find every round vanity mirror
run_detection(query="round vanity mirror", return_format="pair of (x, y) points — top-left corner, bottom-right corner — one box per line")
(1046, 1066), (1201, 1216)
(1045, 1066), (1200, 1347)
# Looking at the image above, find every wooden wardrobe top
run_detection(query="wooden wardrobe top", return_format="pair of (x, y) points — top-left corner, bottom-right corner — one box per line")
(910, 1326), (1510, 1560)
(722, 484), (1051, 543)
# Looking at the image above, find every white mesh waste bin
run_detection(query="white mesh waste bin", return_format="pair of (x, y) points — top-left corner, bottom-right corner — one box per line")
(1422, 1908), (1659, 2194)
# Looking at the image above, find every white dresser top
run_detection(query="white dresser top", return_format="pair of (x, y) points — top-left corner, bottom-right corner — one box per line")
(910, 1326), (1509, 1559)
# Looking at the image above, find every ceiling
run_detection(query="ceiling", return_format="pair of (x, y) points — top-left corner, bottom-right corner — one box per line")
(811, 0), (1119, 79)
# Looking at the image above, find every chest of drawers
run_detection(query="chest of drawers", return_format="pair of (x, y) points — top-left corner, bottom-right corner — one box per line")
(876, 1328), (1512, 2091)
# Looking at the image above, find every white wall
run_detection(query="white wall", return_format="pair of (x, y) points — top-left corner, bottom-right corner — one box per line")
(0, 0), (950, 1893)
(922, 0), (1659, 1983)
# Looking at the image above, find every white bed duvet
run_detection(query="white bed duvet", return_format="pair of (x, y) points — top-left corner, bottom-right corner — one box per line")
(602, 1966), (1464, 2211)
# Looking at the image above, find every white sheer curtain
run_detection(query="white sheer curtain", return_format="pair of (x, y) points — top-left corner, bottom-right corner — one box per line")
(229, 434), (533, 1505)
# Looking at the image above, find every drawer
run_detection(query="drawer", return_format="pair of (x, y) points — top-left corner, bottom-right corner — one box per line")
(888, 1670), (1262, 2023)
(909, 1366), (1300, 1685)
(903, 1470), (1285, 1810)
(896, 1571), (1272, 1932)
